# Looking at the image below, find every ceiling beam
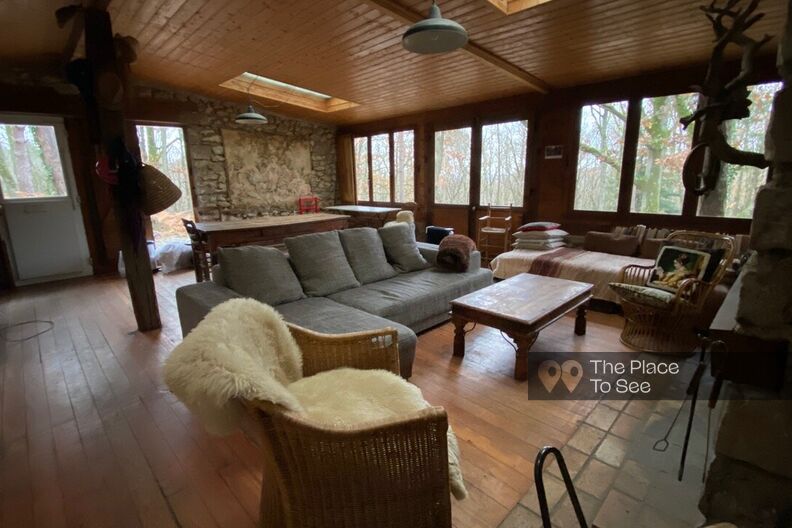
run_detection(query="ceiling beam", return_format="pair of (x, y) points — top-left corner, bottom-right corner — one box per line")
(362, 0), (550, 93)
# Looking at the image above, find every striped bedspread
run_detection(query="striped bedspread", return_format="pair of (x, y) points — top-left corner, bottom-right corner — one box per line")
(491, 248), (654, 304)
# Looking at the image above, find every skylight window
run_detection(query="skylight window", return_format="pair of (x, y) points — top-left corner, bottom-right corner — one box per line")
(487, 0), (555, 15)
(220, 72), (358, 113)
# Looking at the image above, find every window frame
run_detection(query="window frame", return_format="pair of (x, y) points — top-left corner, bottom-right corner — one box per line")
(353, 127), (417, 206)
(479, 118), (530, 208)
(568, 82), (777, 227)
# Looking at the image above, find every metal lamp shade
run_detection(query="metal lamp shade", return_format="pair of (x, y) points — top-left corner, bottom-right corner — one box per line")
(235, 104), (269, 125)
(402, 2), (468, 54)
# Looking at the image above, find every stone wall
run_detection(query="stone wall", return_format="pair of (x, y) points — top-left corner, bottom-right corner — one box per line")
(135, 85), (337, 222)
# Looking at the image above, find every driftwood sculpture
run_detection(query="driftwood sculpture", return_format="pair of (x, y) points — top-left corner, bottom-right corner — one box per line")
(681, 0), (773, 195)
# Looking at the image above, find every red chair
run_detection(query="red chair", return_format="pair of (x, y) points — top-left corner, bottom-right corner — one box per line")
(298, 196), (320, 214)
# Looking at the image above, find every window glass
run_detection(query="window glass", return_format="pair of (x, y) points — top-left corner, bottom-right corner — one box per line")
(631, 93), (698, 215)
(0, 123), (67, 199)
(393, 130), (415, 203)
(434, 127), (471, 205)
(136, 125), (194, 242)
(573, 101), (628, 212)
(698, 82), (781, 218)
(353, 136), (370, 202)
(480, 120), (528, 207)
(370, 133), (390, 202)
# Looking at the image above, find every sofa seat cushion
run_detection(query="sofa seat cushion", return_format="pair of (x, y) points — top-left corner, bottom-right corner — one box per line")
(274, 297), (417, 378)
(328, 268), (493, 329)
(285, 231), (360, 296)
(338, 227), (398, 284)
(218, 246), (305, 306)
(609, 283), (675, 309)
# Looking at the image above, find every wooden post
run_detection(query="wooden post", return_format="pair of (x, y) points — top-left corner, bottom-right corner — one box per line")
(83, 7), (161, 331)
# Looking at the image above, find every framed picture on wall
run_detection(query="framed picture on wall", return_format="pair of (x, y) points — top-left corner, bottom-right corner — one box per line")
(544, 145), (564, 159)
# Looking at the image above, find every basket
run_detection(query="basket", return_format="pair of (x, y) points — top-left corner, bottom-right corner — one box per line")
(138, 164), (182, 215)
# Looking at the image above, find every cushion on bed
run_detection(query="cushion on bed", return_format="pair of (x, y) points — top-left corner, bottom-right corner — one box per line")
(517, 221), (560, 232)
(513, 229), (569, 240)
(512, 239), (566, 250)
(584, 231), (640, 257)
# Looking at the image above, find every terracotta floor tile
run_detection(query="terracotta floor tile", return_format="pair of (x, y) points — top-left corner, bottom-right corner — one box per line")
(584, 405), (619, 431)
(567, 424), (606, 455)
(595, 434), (629, 468)
(574, 459), (617, 500)
(593, 489), (641, 528)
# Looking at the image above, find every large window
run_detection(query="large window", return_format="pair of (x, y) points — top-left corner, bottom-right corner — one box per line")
(353, 130), (415, 203)
(698, 81), (781, 218)
(573, 101), (628, 212)
(631, 93), (698, 215)
(434, 127), (472, 205)
(0, 123), (68, 199)
(136, 125), (194, 242)
(480, 120), (528, 206)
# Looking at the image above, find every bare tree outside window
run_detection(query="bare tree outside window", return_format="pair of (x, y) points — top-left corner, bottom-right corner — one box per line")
(698, 81), (781, 218)
(631, 94), (698, 215)
(573, 102), (628, 212)
(393, 130), (414, 203)
(0, 124), (68, 199)
(434, 127), (471, 205)
(354, 137), (370, 202)
(371, 133), (390, 202)
(136, 125), (194, 242)
(480, 120), (528, 207)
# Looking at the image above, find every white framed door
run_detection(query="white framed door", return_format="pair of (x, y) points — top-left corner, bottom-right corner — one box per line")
(0, 114), (93, 286)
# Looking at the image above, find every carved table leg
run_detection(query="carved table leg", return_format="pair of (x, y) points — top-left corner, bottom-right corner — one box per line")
(452, 315), (468, 358)
(508, 332), (539, 381)
(575, 303), (588, 336)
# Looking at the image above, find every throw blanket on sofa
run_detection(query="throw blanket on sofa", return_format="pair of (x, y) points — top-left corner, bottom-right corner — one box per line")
(437, 234), (476, 272)
(164, 298), (304, 435)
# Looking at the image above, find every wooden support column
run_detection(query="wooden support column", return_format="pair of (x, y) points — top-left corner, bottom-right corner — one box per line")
(83, 7), (161, 331)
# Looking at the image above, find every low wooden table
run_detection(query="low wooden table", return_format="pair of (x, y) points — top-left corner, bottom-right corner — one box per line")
(450, 273), (593, 380)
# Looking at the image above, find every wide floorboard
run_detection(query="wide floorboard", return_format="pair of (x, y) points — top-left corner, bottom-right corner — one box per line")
(0, 271), (629, 528)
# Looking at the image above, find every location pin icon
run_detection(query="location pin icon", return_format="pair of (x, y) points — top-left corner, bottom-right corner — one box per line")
(561, 360), (583, 392)
(538, 360), (562, 393)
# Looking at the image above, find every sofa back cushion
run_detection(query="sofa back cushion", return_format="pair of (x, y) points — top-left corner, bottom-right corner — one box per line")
(584, 231), (640, 257)
(218, 246), (305, 305)
(378, 223), (430, 273)
(338, 227), (398, 284)
(285, 231), (361, 296)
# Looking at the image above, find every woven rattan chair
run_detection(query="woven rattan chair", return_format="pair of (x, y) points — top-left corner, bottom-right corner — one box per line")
(613, 231), (735, 354)
(243, 323), (453, 528)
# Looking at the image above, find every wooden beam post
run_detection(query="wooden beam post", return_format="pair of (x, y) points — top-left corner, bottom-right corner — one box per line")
(82, 7), (161, 331)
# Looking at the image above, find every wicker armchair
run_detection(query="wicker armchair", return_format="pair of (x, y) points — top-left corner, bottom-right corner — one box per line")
(243, 323), (453, 528)
(613, 231), (735, 354)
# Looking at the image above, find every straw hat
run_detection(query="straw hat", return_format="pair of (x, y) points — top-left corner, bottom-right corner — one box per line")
(138, 164), (182, 215)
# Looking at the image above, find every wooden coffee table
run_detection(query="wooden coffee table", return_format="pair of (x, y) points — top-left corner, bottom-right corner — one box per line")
(450, 273), (593, 381)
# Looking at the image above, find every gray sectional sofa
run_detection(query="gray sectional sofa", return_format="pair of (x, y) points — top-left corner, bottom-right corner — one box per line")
(176, 224), (492, 377)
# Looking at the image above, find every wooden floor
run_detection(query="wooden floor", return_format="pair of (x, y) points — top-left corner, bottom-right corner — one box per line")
(0, 271), (630, 528)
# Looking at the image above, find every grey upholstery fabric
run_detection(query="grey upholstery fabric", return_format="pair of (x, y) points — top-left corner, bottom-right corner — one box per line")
(275, 297), (417, 378)
(329, 267), (493, 329)
(176, 282), (242, 337)
(218, 246), (304, 306)
(378, 223), (430, 273)
(338, 227), (397, 284)
(285, 231), (360, 296)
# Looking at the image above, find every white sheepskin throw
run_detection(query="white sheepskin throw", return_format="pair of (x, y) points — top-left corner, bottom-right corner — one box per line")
(164, 298), (303, 435)
(289, 368), (468, 500)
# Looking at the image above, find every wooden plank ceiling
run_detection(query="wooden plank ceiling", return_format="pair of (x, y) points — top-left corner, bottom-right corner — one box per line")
(0, 0), (787, 124)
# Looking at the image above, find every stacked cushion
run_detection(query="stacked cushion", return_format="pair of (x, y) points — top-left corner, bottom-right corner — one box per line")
(285, 231), (361, 296)
(218, 246), (305, 306)
(512, 228), (569, 250)
(516, 221), (561, 232)
(338, 227), (398, 284)
(378, 223), (430, 273)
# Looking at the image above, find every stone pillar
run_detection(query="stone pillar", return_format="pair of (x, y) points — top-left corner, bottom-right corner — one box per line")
(701, 2), (792, 526)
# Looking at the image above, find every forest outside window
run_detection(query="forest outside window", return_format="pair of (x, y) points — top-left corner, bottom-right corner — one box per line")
(480, 120), (528, 207)
(353, 130), (415, 204)
(0, 121), (68, 199)
(631, 93), (698, 215)
(697, 81), (781, 219)
(434, 127), (472, 205)
(573, 101), (628, 212)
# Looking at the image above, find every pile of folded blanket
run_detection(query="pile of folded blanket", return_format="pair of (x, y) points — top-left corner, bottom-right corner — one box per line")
(512, 221), (569, 250)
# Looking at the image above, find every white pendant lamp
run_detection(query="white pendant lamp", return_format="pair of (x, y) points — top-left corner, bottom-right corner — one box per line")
(235, 75), (269, 125)
(402, 1), (468, 55)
